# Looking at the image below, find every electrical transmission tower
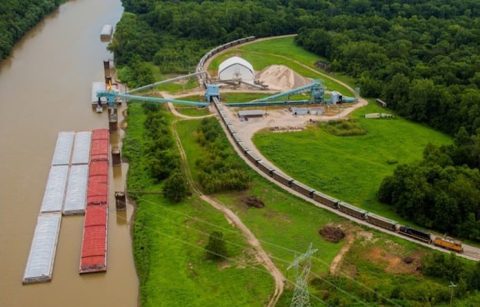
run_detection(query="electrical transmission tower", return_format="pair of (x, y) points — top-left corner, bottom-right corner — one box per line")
(287, 243), (318, 307)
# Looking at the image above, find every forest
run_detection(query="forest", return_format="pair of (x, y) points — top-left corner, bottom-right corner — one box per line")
(0, 0), (64, 60)
(112, 0), (480, 136)
(111, 0), (480, 240)
(379, 128), (480, 240)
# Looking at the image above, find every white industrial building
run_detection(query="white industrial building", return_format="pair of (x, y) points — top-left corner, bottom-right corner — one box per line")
(218, 56), (255, 84)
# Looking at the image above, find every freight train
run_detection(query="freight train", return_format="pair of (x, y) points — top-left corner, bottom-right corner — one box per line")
(209, 95), (464, 254)
(197, 36), (464, 255)
(196, 36), (255, 85)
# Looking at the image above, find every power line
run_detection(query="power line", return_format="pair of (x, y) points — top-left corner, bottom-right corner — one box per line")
(100, 204), (330, 306)
(132, 194), (399, 305)
(288, 243), (317, 307)
(115, 197), (369, 305)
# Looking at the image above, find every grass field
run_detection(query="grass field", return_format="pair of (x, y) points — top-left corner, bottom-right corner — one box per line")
(176, 119), (345, 277)
(124, 103), (274, 306)
(174, 117), (475, 306)
(208, 37), (355, 96)
(254, 102), (451, 222)
(144, 63), (199, 93)
(126, 102), (475, 306)
(174, 106), (211, 117)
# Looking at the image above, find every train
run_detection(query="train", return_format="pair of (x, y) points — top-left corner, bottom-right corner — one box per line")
(209, 95), (464, 255)
(197, 37), (465, 256)
(196, 36), (255, 85)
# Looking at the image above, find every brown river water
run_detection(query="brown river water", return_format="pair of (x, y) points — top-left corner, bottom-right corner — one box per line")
(0, 0), (139, 306)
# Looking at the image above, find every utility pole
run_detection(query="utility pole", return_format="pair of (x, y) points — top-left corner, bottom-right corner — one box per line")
(449, 281), (457, 306)
(287, 243), (318, 307)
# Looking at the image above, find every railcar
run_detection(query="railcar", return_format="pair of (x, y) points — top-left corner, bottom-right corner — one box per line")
(366, 213), (398, 231)
(433, 237), (463, 253)
(338, 202), (367, 220)
(244, 150), (257, 164)
(257, 160), (273, 176)
(312, 191), (338, 209)
(271, 170), (293, 187)
(290, 181), (315, 198)
(397, 226), (432, 243)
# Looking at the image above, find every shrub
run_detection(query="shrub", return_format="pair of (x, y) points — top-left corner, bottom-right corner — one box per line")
(205, 231), (227, 261)
(163, 171), (189, 203)
(320, 120), (367, 136)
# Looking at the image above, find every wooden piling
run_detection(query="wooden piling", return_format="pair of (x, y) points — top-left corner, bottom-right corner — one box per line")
(115, 192), (126, 210)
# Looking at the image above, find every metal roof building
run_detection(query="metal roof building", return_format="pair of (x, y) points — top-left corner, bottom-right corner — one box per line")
(237, 109), (266, 120)
(218, 56), (255, 84)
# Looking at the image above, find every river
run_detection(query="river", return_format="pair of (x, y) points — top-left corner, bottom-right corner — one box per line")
(0, 0), (138, 306)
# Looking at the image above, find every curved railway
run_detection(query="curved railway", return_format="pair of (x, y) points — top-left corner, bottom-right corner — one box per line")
(196, 35), (480, 261)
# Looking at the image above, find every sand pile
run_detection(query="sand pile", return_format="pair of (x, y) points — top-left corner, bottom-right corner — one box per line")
(257, 65), (311, 91)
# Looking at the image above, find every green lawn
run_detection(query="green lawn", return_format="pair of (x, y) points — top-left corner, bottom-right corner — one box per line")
(174, 106), (211, 117)
(127, 102), (473, 306)
(177, 119), (345, 277)
(208, 37), (354, 96)
(134, 193), (274, 307)
(124, 103), (274, 307)
(144, 63), (199, 94)
(175, 118), (472, 306)
(253, 103), (451, 223)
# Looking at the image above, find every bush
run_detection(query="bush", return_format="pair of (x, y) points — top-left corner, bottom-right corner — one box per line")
(320, 119), (367, 136)
(163, 171), (189, 203)
(205, 231), (227, 261)
(195, 118), (250, 193)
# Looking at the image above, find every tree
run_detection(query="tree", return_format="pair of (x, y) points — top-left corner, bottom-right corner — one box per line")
(163, 171), (189, 203)
(205, 231), (227, 261)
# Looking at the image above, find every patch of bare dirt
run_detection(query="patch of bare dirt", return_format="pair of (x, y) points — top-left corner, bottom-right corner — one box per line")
(367, 247), (422, 274)
(257, 65), (311, 91)
(242, 195), (265, 208)
(319, 225), (346, 243)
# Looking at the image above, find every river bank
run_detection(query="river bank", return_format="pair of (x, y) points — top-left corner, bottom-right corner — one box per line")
(0, 1), (138, 306)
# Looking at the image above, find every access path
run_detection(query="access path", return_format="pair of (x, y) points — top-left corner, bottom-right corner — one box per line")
(170, 117), (285, 307)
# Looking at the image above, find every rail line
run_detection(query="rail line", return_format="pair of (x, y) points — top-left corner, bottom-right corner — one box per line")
(196, 35), (480, 261)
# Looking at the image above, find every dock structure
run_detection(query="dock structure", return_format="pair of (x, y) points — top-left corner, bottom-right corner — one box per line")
(100, 24), (113, 42)
(80, 128), (109, 274)
(23, 213), (62, 284)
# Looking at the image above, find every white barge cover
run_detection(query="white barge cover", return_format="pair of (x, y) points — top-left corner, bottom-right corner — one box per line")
(71, 131), (92, 165)
(40, 165), (69, 213)
(63, 165), (89, 215)
(51, 131), (75, 165)
(23, 213), (62, 284)
(91, 82), (106, 104)
(100, 24), (113, 37)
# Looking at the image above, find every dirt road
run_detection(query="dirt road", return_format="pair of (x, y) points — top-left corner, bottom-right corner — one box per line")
(171, 118), (285, 307)
(329, 235), (354, 275)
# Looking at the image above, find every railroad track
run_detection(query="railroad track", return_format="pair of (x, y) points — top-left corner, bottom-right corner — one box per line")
(196, 35), (480, 261)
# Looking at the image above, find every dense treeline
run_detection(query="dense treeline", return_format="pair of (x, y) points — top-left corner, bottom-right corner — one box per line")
(423, 253), (480, 296)
(113, 0), (480, 137)
(123, 103), (188, 202)
(0, 0), (64, 60)
(295, 1), (480, 136)
(379, 128), (480, 240)
(195, 118), (250, 193)
(111, 0), (297, 80)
